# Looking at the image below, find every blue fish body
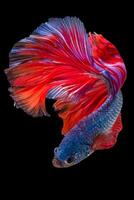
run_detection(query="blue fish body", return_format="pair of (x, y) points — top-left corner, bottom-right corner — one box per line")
(54, 90), (123, 165)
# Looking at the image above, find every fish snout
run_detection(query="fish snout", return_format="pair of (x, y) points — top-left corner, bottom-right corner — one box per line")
(52, 157), (75, 168)
(52, 157), (66, 168)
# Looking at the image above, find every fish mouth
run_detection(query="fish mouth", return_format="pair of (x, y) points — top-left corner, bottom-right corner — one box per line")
(52, 157), (74, 168)
(52, 150), (94, 168)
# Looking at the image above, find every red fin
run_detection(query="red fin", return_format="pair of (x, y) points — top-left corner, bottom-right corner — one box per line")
(89, 33), (127, 93)
(92, 114), (123, 150)
(5, 17), (108, 134)
(5, 17), (126, 135)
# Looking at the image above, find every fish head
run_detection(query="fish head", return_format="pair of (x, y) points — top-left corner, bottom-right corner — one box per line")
(52, 132), (94, 168)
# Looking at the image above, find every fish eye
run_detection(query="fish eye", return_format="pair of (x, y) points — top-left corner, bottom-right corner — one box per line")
(66, 156), (74, 164)
(54, 147), (58, 154)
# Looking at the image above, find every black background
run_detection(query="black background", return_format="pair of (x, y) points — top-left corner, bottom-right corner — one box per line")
(0, 0), (132, 195)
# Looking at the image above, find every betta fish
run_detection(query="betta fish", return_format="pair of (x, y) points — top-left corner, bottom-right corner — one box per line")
(5, 17), (127, 168)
